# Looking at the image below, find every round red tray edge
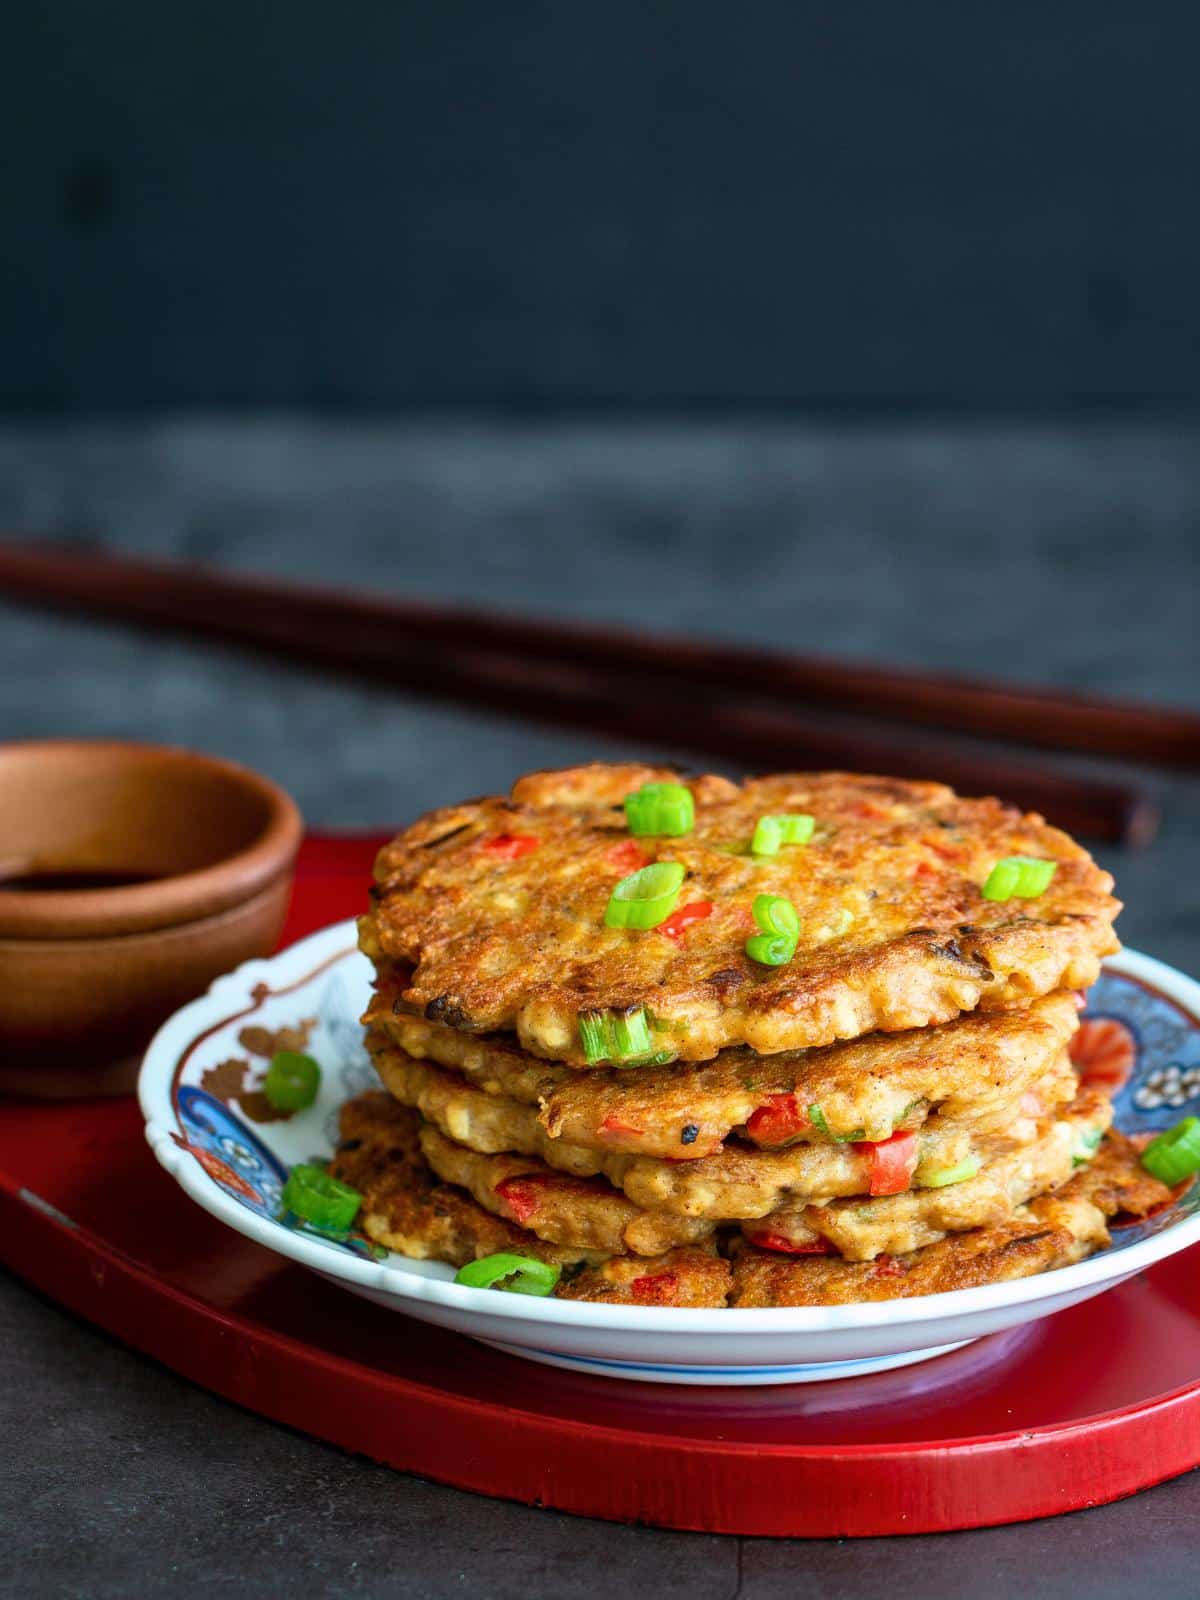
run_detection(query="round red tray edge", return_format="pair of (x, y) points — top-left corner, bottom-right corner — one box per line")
(8, 1176), (1200, 1538)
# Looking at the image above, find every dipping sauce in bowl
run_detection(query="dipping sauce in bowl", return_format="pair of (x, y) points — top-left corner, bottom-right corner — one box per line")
(0, 740), (302, 1097)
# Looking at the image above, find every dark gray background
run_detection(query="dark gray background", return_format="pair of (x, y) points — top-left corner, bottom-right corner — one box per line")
(6, 2), (1200, 411)
(1, 420), (1199, 1596)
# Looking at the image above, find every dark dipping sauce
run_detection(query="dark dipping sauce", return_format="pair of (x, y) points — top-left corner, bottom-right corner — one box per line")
(0, 869), (162, 892)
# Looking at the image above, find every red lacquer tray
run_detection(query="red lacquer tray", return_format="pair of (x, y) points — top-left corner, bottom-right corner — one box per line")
(4, 833), (1200, 1538)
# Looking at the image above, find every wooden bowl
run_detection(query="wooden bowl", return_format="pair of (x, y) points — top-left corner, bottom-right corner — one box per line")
(0, 740), (303, 1097)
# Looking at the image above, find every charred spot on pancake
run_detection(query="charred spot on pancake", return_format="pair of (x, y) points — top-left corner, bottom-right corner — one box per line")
(425, 994), (471, 1028)
(925, 935), (993, 978)
(705, 967), (745, 1001)
(421, 821), (476, 850)
(999, 1228), (1054, 1252)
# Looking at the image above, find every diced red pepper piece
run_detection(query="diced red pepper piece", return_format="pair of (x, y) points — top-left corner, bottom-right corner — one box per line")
(853, 802), (889, 820)
(598, 1114), (644, 1140)
(605, 839), (650, 873)
(745, 1092), (810, 1147)
(746, 1229), (833, 1255)
(630, 1271), (680, 1303)
(913, 860), (940, 881)
(482, 833), (540, 860)
(657, 900), (714, 940)
(493, 1173), (555, 1223)
(494, 1171), (602, 1226)
(852, 1129), (919, 1196)
(872, 1254), (906, 1278)
(926, 840), (963, 862)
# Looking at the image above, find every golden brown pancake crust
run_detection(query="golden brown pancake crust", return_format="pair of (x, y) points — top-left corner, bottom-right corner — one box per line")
(746, 1086), (1112, 1260)
(365, 990), (1080, 1157)
(729, 1131), (1171, 1306)
(329, 1092), (606, 1269)
(417, 1122), (717, 1255)
(555, 1247), (732, 1308)
(370, 1032), (1060, 1220)
(328, 1096), (1173, 1308)
(360, 764), (1119, 1064)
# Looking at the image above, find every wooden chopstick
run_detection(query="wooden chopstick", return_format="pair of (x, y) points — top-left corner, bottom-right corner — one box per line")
(0, 540), (1159, 845)
(4, 540), (1193, 769)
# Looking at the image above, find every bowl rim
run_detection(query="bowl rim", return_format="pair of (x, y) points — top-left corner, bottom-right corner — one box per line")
(0, 739), (302, 938)
(139, 921), (1200, 1340)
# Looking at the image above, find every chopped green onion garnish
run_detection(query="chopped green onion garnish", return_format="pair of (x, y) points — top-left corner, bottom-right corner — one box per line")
(919, 1156), (983, 1188)
(579, 1007), (666, 1065)
(805, 1105), (865, 1143)
(745, 893), (800, 966)
(578, 1012), (609, 1062)
(753, 894), (800, 938)
(982, 856), (1058, 902)
(281, 1164), (362, 1231)
(624, 782), (694, 838)
(605, 861), (685, 929)
(610, 1009), (653, 1058)
(263, 1050), (321, 1112)
(1140, 1117), (1200, 1186)
(751, 816), (783, 856)
(745, 933), (794, 966)
(1072, 1127), (1104, 1166)
(751, 813), (815, 855)
(454, 1252), (561, 1296)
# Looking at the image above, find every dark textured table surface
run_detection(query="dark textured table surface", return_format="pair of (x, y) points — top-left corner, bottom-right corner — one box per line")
(2, 421), (1198, 1596)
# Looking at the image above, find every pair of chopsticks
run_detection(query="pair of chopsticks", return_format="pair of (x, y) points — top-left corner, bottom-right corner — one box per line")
(1, 540), (1190, 846)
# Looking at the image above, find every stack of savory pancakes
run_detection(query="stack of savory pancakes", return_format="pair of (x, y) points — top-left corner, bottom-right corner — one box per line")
(333, 764), (1170, 1308)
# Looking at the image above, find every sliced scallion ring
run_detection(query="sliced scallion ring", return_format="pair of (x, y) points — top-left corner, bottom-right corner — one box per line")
(982, 856), (1058, 902)
(281, 1164), (362, 1231)
(919, 1156), (982, 1188)
(807, 1103), (865, 1143)
(263, 1050), (321, 1112)
(1072, 1127), (1104, 1167)
(455, 1253), (561, 1296)
(624, 782), (695, 838)
(745, 892), (800, 965)
(605, 861), (685, 929)
(752, 893), (800, 938)
(1140, 1117), (1200, 1186)
(745, 932), (794, 966)
(578, 1007), (668, 1065)
(751, 813), (815, 856)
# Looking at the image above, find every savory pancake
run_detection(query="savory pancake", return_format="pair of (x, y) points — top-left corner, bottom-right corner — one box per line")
(744, 1086), (1112, 1260)
(328, 1092), (606, 1269)
(371, 1036), (1065, 1219)
(418, 1123), (718, 1255)
(330, 1097), (1170, 1309)
(360, 764), (1119, 1065)
(728, 1131), (1171, 1306)
(366, 989), (1080, 1156)
(555, 1247), (732, 1308)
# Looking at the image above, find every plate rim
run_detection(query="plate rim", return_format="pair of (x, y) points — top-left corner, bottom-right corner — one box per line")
(139, 920), (1200, 1338)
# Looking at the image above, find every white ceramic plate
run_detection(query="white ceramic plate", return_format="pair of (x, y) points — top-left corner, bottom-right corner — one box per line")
(139, 921), (1200, 1385)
